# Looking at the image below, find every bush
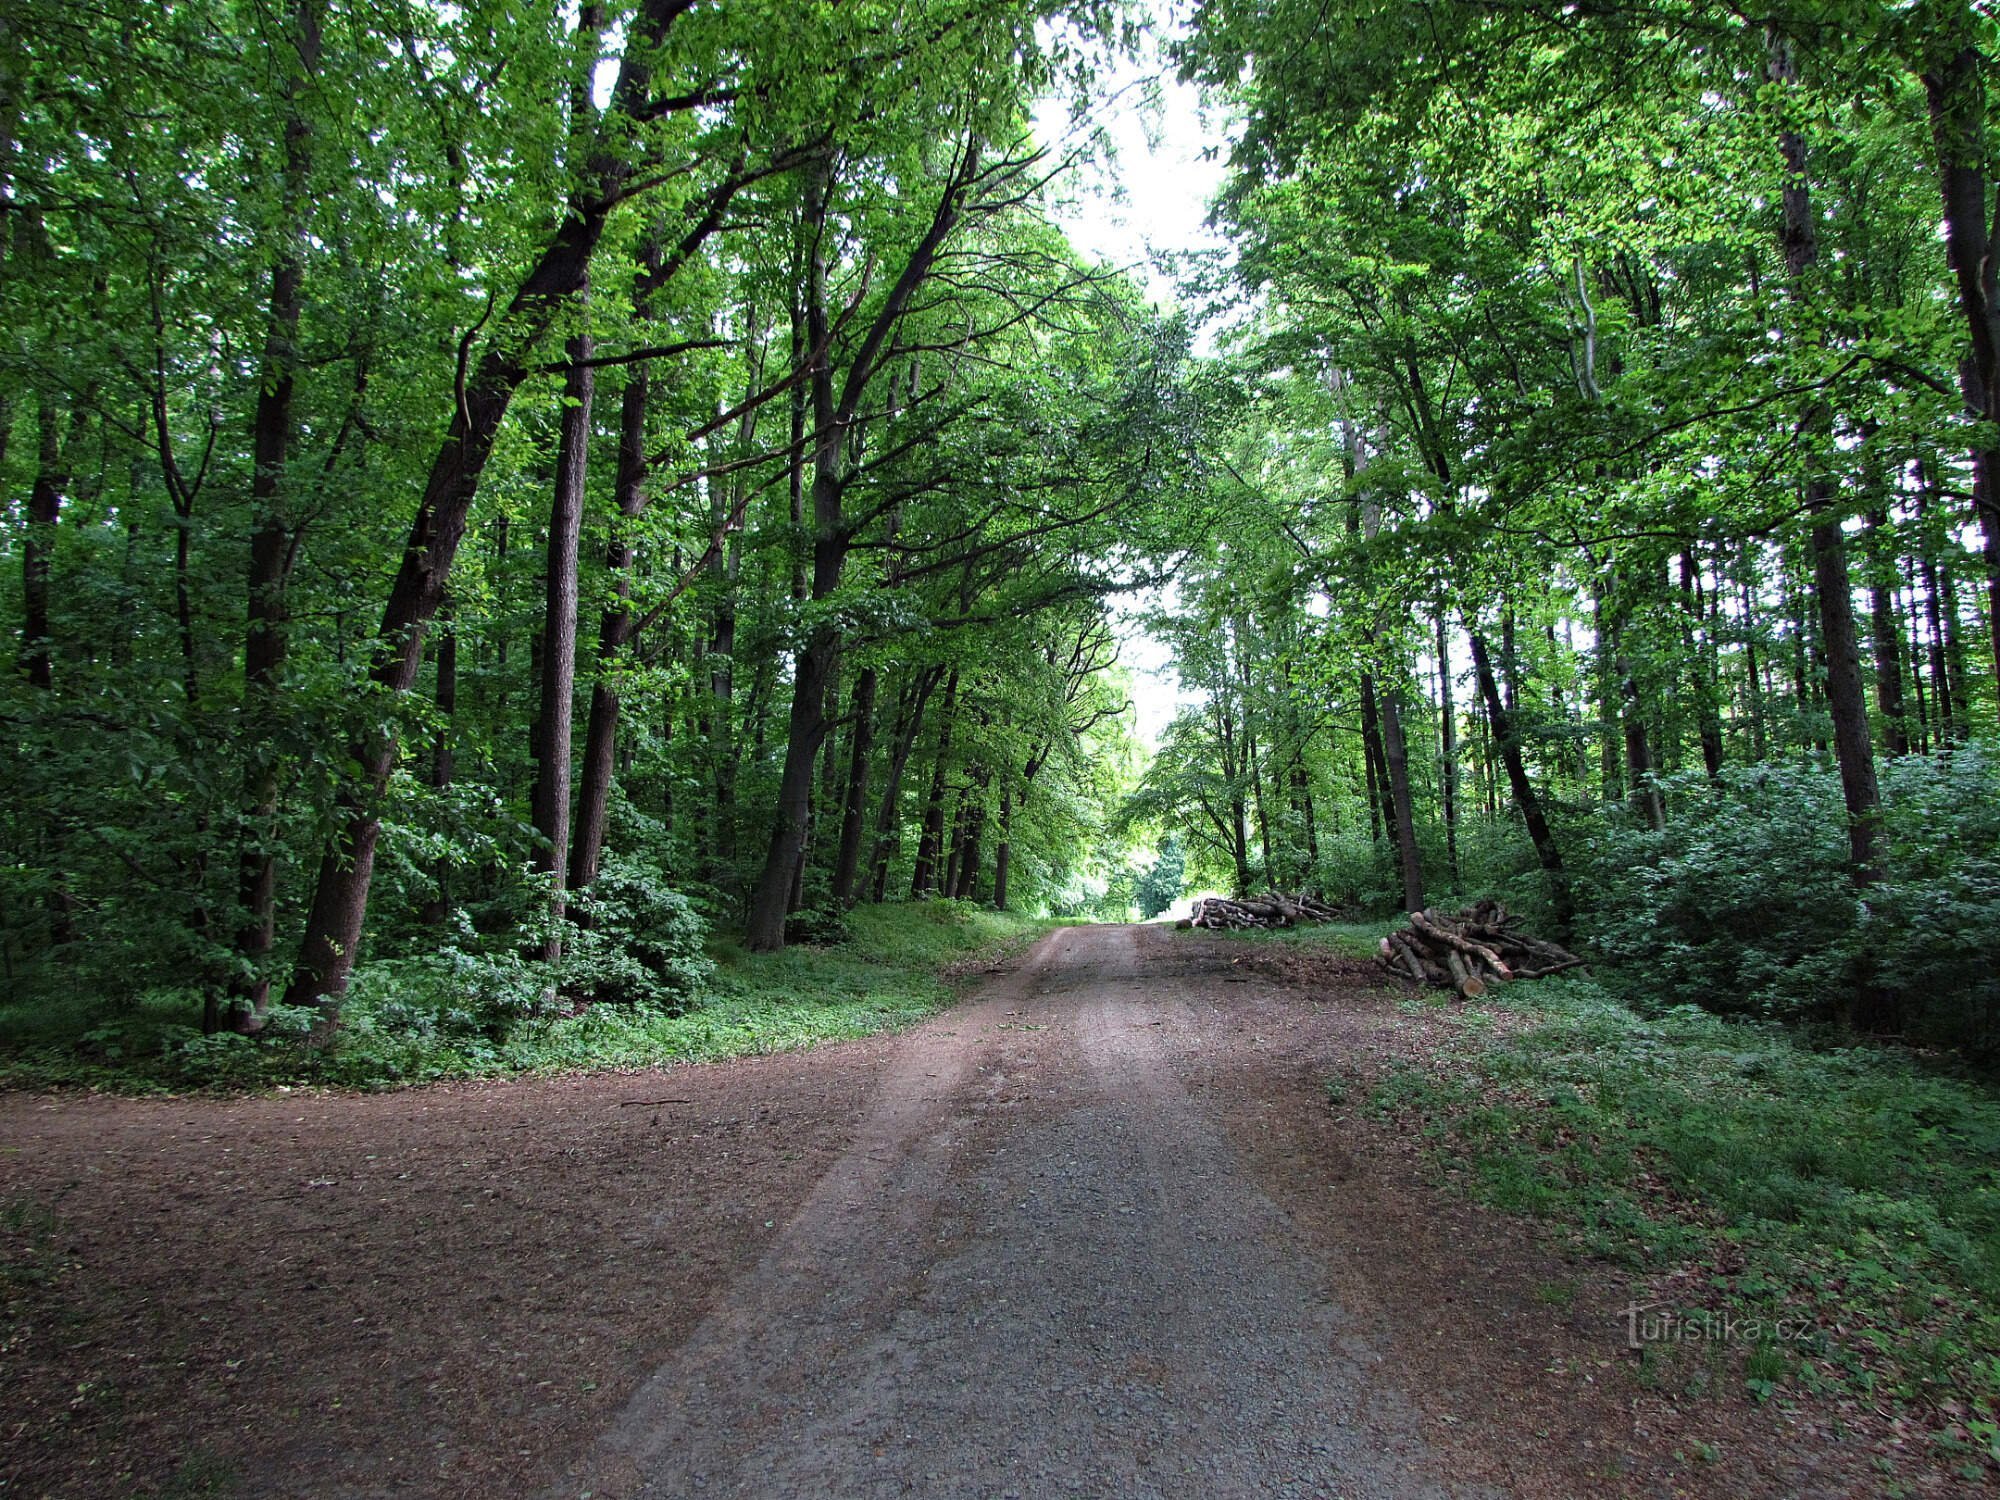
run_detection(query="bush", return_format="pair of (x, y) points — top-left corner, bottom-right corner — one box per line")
(1572, 751), (2000, 1051)
(1875, 744), (2000, 1052)
(559, 854), (713, 1009)
(1577, 764), (1858, 1025)
(784, 904), (853, 946)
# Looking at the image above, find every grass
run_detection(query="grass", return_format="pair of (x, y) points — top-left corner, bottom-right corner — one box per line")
(1344, 961), (2000, 1462)
(1193, 920), (1392, 960)
(0, 901), (1059, 1094)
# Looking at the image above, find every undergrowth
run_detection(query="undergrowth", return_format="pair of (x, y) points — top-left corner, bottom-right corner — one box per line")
(1349, 968), (2000, 1473)
(1195, 920), (1389, 960)
(0, 901), (1056, 1094)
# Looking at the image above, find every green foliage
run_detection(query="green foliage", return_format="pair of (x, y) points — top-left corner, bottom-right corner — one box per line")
(1874, 743), (2000, 1051)
(559, 855), (713, 1010)
(1133, 834), (1187, 918)
(1369, 975), (2000, 1431)
(0, 900), (1049, 1091)
(1574, 753), (2000, 1050)
(1579, 765), (1859, 1024)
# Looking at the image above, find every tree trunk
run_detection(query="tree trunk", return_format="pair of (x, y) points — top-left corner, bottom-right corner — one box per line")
(1811, 513), (1885, 888)
(1360, 702), (1382, 838)
(572, 234), (667, 897)
(868, 668), (942, 902)
(1681, 549), (1725, 782)
(529, 327), (594, 959)
(744, 138), (978, 950)
(1592, 575), (1623, 803)
(1358, 671), (1392, 845)
(1620, 650), (1665, 829)
(1378, 686), (1425, 913)
(282, 0), (693, 1014)
(942, 791), (967, 899)
(1775, 31), (1890, 1029)
(1921, 27), (2000, 690)
(909, 670), (959, 899)
(1917, 468), (1964, 742)
(1434, 612), (1459, 889)
(992, 786), (1014, 910)
(955, 791), (986, 902)
(1862, 509), (1910, 757)
(1247, 723), (1275, 888)
(227, 0), (321, 1031)
(1468, 628), (1573, 930)
(830, 666), (878, 906)
(417, 597), (457, 929)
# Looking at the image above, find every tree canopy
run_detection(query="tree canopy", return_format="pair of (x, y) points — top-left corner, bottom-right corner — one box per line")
(8, 0), (2000, 1066)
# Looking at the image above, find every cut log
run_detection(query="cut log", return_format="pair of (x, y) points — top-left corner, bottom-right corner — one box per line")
(1188, 892), (1355, 931)
(1378, 900), (1585, 999)
(1386, 933), (1428, 984)
(1444, 950), (1487, 999)
(1409, 909), (1513, 980)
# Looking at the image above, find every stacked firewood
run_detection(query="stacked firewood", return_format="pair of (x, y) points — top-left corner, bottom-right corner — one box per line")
(1180, 892), (1349, 930)
(1377, 899), (1586, 999)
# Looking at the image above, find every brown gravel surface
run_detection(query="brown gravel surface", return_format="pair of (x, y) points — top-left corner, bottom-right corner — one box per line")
(0, 924), (1961, 1498)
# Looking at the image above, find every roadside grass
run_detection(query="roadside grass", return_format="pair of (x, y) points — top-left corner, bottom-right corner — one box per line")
(1351, 970), (2000, 1471)
(1196, 920), (2000, 1469)
(1190, 920), (1392, 961)
(0, 901), (1057, 1094)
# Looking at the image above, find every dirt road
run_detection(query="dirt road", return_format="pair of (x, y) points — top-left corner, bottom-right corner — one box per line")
(2, 924), (1895, 1498)
(555, 923), (1476, 1500)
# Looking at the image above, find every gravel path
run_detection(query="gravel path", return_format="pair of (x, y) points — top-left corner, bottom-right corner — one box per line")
(5, 924), (1906, 1498)
(554, 925), (1490, 1500)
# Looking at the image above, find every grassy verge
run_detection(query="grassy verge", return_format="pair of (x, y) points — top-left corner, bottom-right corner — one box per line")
(0, 901), (1059, 1094)
(1191, 920), (1390, 960)
(1191, 919), (2000, 1476)
(1343, 964), (2000, 1477)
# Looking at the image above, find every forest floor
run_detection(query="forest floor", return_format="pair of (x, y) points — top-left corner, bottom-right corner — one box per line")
(0, 924), (1980, 1498)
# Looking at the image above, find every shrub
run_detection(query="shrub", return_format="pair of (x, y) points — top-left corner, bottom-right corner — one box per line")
(1572, 750), (2000, 1051)
(560, 854), (713, 1009)
(1576, 764), (1859, 1025)
(784, 904), (853, 946)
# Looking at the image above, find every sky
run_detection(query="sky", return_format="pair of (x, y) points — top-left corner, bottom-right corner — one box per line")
(1030, 17), (1233, 749)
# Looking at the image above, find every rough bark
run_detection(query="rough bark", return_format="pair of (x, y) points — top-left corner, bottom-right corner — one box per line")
(1434, 615), (1459, 889)
(417, 597), (457, 929)
(1619, 648), (1665, 830)
(228, 0), (322, 1031)
(1468, 628), (1573, 930)
(571, 235), (666, 897)
(745, 139), (981, 950)
(1921, 27), (2000, 688)
(1592, 574), (1623, 803)
(992, 785), (1014, 911)
(1864, 509), (1910, 757)
(867, 667), (942, 902)
(529, 327), (594, 959)
(830, 666), (878, 906)
(910, 672), (960, 899)
(1378, 686), (1425, 913)
(1775, 31), (1890, 1028)
(283, 0), (696, 1014)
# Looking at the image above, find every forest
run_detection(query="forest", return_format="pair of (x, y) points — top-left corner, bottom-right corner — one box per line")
(5, 0), (2000, 1081)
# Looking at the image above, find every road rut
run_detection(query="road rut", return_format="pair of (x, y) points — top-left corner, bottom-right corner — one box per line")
(554, 924), (1487, 1500)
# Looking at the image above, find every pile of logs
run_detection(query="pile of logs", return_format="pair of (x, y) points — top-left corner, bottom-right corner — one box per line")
(1180, 893), (1349, 930)
(1377, 899), (1587, 999)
